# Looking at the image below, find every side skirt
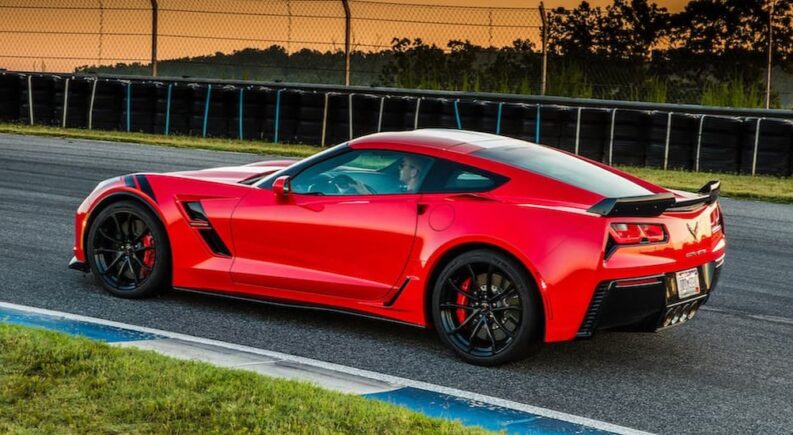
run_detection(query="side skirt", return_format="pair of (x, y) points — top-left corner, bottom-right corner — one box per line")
(172, 287), (426, 329)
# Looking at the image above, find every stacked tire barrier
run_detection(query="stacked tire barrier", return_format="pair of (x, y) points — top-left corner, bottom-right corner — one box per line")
(2, 71), (792, 175)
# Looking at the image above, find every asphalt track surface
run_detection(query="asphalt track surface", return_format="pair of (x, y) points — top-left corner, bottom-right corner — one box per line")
(1, 133), (791, 434)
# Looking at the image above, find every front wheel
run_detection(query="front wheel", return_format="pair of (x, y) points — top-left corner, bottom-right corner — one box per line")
(86, 200), (169, 298)
(432, 249), (542, 366)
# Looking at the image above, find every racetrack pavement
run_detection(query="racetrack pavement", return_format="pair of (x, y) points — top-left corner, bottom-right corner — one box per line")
(1, 133), (791, 434)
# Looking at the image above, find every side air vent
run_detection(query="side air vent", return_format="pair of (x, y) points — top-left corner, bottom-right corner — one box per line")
(184, 201), (209, 224)
(198, 228), (231, 257)
(182, 201), (232, 257)
(576, 282), (610, 338)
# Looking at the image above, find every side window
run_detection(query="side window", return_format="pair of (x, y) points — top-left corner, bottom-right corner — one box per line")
(421, 159), (508, 193)
(291, 149), (434, 196)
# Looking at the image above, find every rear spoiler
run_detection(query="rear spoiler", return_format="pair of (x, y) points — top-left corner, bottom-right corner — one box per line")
(588, 180), (720, 217)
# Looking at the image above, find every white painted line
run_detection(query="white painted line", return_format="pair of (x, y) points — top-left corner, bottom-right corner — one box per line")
(114, 338), (280, 367)
(114, 338), (396, 395)
(0, 301), (649, 435)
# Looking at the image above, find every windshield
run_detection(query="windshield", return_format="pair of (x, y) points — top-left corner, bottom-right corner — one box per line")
(474, 143), (653, 198)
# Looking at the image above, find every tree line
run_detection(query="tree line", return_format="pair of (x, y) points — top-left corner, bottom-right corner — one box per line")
(78, 0), (793, 108)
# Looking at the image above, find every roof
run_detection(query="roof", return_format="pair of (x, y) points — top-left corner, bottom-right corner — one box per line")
(349, 129), (536, 154)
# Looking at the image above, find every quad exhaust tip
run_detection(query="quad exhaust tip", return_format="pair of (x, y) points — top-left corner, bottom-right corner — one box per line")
(663, 301), (700, 327)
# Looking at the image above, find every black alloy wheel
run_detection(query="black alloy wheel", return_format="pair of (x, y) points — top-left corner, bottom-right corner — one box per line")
(432, 249), (542, 366)
(87, 200), (169, 298)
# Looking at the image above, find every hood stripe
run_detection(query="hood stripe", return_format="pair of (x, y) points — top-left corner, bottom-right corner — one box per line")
(134, 174), (157, 203)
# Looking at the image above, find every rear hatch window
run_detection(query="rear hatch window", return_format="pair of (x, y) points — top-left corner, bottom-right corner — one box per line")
(474, 144), (653, 198)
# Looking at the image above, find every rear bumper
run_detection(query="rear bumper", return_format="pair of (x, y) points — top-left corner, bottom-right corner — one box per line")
(577, 256), (724, 337)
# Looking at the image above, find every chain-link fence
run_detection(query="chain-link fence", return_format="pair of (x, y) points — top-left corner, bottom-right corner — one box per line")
(0, 0), (790, 108)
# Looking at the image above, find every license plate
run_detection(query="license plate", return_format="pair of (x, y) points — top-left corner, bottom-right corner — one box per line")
(676, 268), (701, 299)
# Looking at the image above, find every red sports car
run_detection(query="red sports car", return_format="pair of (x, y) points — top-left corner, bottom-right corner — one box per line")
(69, 129), (726, 365)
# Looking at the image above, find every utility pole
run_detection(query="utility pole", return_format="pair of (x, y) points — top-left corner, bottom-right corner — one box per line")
(151, 0), (159, 77)
(765, 0), (775, 109)
(539, 2), (548, 96)
(342, 0), (351, 86)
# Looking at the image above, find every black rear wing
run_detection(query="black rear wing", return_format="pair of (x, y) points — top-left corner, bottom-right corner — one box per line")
(588, 180), (720, 217)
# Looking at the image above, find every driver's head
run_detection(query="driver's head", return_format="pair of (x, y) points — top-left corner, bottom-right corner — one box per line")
(399, 156), (423, 191)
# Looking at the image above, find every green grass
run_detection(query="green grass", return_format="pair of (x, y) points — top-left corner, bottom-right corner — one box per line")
(1, 122), (790, 203)
(0, 123), (319, 158)
(0, 324), (489, 434)
(619, 166), (793, 204)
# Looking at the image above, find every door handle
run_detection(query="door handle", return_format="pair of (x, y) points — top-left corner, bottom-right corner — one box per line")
(417, 203), (429, 215)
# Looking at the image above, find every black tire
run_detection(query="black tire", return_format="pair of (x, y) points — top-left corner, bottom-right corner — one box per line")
(86, 200), (170, 299)
(431, 249), (542, 366)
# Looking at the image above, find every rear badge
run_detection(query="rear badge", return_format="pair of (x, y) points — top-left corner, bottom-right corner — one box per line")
(685, 249), (707, 258)
(687, 221), (700, 241)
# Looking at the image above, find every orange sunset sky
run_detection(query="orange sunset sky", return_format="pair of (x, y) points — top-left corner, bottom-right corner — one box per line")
(1, 0), (691, 73)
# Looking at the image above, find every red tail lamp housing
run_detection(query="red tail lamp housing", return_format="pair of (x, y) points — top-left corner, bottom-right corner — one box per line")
(710, 206), (722, 233)
(609, 223), (667, 245)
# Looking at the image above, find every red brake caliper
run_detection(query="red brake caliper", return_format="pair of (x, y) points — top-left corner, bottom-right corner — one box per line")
(455, 277), (473, 324)
(141, 234), (155, 277)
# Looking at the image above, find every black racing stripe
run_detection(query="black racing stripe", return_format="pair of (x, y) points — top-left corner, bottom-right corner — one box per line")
(123, 175), (136, 188)
(134, 174), (157, 203)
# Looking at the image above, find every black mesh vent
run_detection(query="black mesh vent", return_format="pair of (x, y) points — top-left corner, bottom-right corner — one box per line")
(577, 282), (610, 338)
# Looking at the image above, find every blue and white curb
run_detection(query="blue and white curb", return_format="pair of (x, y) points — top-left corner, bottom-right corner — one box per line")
(0, 302), (649, 435)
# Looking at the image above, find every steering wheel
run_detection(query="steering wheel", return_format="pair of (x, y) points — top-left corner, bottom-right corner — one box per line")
(306, 174), (332, 194)
(330, 174), (376, 194)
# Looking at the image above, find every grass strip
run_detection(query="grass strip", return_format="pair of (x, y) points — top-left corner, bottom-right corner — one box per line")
(0, 324), (489, 434)
(0, 123), (318, 158)
(619, 166), (793, 204)
(1, 123), (790, 204)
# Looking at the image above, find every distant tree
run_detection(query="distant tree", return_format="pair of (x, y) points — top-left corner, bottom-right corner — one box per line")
(598, 0), (670, 59)
(671, 0), (792, 61)
(546, 1), (602, 56)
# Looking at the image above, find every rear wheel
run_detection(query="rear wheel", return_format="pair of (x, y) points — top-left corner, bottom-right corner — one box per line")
(86, 200), (169, 298)
(432, 249), (542, 366)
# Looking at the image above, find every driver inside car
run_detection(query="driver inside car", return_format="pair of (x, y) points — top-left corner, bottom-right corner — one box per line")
(335, 155), (425, 195)
(398, 155), (424, 193)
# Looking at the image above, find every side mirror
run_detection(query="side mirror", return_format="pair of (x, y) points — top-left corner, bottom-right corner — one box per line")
(272, 175), (291, 197)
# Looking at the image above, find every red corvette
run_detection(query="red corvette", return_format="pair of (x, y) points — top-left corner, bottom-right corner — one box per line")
(69, 129), (726, 365)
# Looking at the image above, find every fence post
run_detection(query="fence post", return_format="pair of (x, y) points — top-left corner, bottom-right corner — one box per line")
(27, 75), (34, 125)
(454, 99), (462, 130)
(88, 78), (97, 130)
(342, 0), (351, 86)
(496, 102), (503, 135)
(539, 2), (548, 96)
(695, 115), (706, 172)
(663, 111), (673, 170)
(752, 118), (763, 176)
(348, 93), (354, 140)
(321, 93), (330, 146)
(150, 0), (158, 77)
(414, 98), (421, 129)
(377, 96), (385, 132)
(238, 87), (244, 140)
(62, 78), (70, 128)
(608, 108), (617, 165)
(164, 83), (172, 135)
(765, 0), (775, 109)
(574, 106), (582, 154)
(126, 81), (132, 132)
(202, 84), (212, 138)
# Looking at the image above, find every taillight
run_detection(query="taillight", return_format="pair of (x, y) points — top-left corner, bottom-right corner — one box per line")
(710, 206), (722, 233)
(609, 223), (667, 245)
